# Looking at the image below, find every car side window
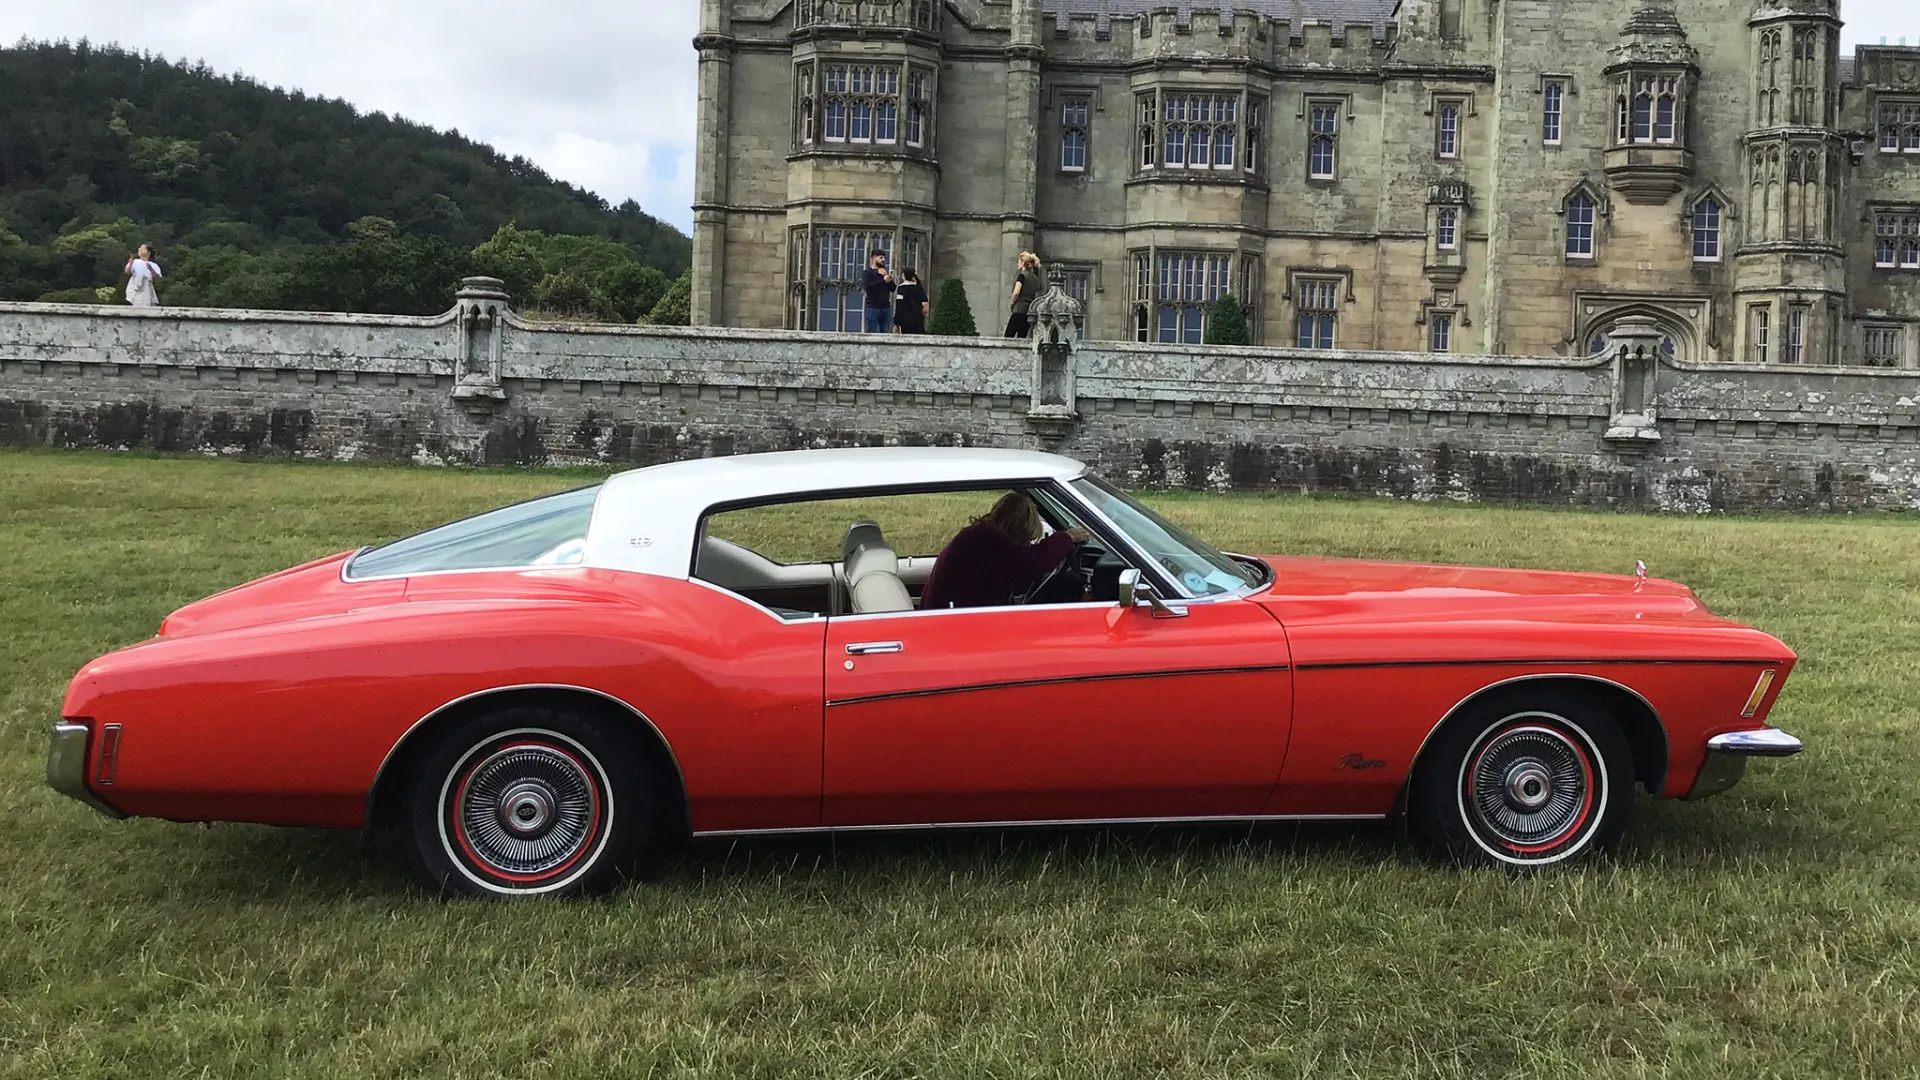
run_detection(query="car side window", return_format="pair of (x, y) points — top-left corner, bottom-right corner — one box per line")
(691, 487), (1114, 620)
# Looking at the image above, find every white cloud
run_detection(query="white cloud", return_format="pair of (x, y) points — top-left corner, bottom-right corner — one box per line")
(4, 0), (1917, 237)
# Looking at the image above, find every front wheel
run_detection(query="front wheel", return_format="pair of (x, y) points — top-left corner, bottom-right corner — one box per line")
(404, 706), (650, 898)
(1410, 691), (1632, 869)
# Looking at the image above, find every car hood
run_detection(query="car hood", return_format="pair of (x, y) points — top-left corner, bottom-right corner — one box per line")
(1245, 554), (1793, 664)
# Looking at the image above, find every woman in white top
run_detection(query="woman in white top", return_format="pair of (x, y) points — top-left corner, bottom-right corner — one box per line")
(125, 245), (162, 307)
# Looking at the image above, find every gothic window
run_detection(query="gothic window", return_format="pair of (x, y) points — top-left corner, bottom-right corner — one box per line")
(1436, 208), (1459, 251)
(1295, 278), (1340, 349)
(1430, 312), (1453, 353)
(1134, 90), (1263, 175)
(1749, 305), (1771, 363)
(1631, 90), (1653, 142)
(901, 230), (927, 281)
(1247, 97), (1266, 175)
(1787, 305), (1808, 364)
(1622, 77), (1678, 145)
(1882, 101), (1920, 153)
(1147, 252), (1232, 343)
(1309, 101), (1339, 179)
(809, 62), (928, 152)
(1874, 213), (1920, 269)
(1692, 197), (1722, 261)
(1061, 93), (1091, 172)
(1436, 100), (1462, 158)
(907, 71), (929, 148)
(795, 64), (816, 146)
(1565, 192), (1598, 259)
(1542, 80), (1565, 145)
(1759, 29), (1783, 126)
(1864, 326), (1903, 367)
(800, 228), (896, 333)
(1063, 267), (1092, 341)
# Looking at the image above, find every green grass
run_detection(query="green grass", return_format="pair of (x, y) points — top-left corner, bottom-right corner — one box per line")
(3, 450), (1919, 1079)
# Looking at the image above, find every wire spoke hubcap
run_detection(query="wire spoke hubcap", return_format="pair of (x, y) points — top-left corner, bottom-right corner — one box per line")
(1462, 721), (1597, 855)
(449, 740), (603, 882)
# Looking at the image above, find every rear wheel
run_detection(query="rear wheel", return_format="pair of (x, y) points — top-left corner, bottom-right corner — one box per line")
(404, 706), (650, 898)
(1410, 691), (1632, 869)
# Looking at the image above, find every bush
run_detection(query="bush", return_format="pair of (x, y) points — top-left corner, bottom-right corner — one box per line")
(1204, 293), (1251, 346)
(928, 278), (977, 336)
(643, 269), (692, 326)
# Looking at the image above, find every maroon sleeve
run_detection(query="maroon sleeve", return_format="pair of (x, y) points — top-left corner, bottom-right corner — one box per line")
(1000, 529), (1077, 580)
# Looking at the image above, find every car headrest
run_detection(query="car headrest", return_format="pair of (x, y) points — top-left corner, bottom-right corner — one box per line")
(842, 520), (886, 564)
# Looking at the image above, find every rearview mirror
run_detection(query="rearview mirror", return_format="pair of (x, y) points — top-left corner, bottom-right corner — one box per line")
(1118, 568), (1187, 619)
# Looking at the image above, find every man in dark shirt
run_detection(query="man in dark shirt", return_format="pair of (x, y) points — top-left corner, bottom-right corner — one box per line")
(919, 492), (1090, 610)
(860, 251), (895, 334)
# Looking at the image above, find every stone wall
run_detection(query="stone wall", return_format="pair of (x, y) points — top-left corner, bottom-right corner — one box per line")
(2, 283), (1918, 512)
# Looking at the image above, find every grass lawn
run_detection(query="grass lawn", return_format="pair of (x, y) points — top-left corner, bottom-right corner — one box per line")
(3, 450), (1919, 1079)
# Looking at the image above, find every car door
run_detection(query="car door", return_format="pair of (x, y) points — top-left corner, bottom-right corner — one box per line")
(822, 597), (1293, 827)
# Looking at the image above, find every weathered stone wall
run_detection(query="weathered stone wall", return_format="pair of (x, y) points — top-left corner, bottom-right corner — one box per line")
(2, 295), (1918, 512)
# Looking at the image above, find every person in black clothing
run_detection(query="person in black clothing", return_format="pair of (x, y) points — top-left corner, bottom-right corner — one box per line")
(860, 250), (895, 334)
(893, 268), (929, 334)
(1005, 251), (1043, 338)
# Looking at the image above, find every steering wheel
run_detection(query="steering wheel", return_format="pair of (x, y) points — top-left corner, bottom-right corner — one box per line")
(1023, 540), (1093, 605)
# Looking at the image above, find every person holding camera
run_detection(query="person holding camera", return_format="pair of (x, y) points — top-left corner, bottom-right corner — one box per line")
(124, 244), (163, 308)
(860, 250), (895, 334)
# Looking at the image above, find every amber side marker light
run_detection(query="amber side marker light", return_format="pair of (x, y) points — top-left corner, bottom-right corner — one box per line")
(1741, 670), (1777, 719)
(95, 724), (122, 786)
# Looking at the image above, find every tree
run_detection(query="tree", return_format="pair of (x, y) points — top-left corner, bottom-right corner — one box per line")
(643, 269), (692, 326)
(1204, 293), (1252, 346)
(927, 278), (978, 336)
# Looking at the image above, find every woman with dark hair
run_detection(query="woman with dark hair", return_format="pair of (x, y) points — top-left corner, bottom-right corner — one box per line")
(893, 268), (929, 335)
(124, 244), (163, 307)
(918, 491), (1089, 610)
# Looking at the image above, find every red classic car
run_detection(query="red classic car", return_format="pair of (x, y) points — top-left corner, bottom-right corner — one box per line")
(49, 448), (1802, 896)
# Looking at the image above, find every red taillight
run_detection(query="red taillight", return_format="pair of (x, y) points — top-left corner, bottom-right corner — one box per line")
(95, 724), (121, 786)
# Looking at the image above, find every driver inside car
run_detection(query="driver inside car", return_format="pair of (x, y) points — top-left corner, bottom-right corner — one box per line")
(918, 492), (1090, 610)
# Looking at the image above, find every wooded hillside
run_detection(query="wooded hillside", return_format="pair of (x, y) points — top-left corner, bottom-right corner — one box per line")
(0, 41), (692, 319)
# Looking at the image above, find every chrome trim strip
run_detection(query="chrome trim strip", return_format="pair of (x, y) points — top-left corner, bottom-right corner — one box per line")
(692, 813), (1386, 837)
(46, 722), (127, 819)
(1706, 727), (1804, 757)
(1297, 657), (1779, 671)
(1403, 672), (1670, 793)
(362, 682), (687, 830)
(827, 663), (1294, 707)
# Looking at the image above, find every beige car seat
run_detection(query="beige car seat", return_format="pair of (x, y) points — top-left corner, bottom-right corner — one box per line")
(841, 521), (914, 614)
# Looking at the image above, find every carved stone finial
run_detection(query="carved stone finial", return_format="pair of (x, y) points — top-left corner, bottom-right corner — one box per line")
(1603, 315), (1665, 448)
(1025, 267), (1082, 443)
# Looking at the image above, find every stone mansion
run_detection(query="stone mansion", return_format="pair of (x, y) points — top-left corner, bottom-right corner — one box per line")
(689, 0), (1920, 367)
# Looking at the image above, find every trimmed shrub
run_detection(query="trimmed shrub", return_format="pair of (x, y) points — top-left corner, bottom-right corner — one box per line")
(1204, 293), (1252, 346)
(928, 278), (978, 336)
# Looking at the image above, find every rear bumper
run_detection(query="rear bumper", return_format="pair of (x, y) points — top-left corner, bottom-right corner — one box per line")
(1685, 727), (1805, 801)
(47, 722), (126, 819)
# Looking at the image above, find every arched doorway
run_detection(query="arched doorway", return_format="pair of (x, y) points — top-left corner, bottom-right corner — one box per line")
(1582, 308), (1693, 362)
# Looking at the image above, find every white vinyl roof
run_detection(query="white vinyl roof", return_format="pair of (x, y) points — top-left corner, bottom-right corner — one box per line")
(583, 447), (1086, 577)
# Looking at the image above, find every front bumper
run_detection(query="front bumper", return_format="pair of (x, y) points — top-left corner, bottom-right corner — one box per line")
(1685, 727), (1805, 800)
(47, 722), (126, 819)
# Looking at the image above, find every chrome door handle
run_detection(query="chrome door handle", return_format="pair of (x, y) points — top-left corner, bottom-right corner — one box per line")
(846, 641), (904, 655)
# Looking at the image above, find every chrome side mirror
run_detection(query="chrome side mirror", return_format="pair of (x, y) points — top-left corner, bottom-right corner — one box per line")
(1118, 568), (1187, 619)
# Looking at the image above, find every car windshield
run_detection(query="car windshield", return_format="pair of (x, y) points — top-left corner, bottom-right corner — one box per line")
(345, 484), (602, 579)
(1070, 474), (1256, 597)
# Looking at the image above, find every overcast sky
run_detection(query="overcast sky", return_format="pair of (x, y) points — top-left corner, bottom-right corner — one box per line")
(3, 0), (1914, 238)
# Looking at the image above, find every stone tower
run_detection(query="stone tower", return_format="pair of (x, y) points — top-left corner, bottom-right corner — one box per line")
(1735, 0), (1847, 365)
(690, 0), (733, 327)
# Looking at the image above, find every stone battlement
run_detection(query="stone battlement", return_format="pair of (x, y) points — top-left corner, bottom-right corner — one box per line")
(2, 284), (1918, 511)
